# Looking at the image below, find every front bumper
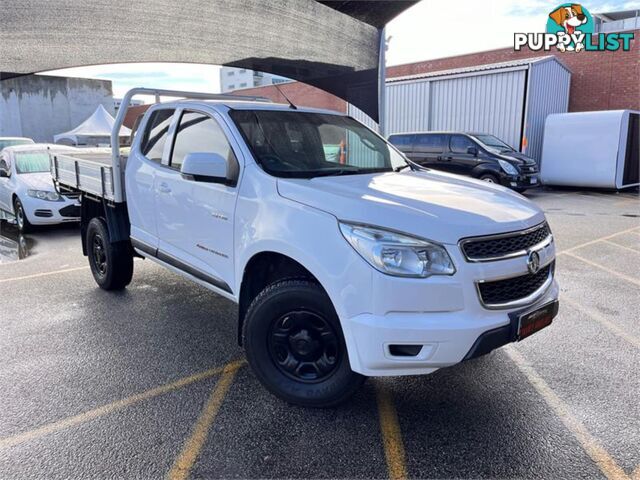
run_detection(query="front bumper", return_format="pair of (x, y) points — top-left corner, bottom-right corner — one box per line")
(340, 235), (558, 377)
(22, 196), (80, 225)
(501, 173), (540, 189)
(344, 280), (558, 376)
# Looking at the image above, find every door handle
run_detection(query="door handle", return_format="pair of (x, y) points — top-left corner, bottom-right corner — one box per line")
(158, 182), (172, 194)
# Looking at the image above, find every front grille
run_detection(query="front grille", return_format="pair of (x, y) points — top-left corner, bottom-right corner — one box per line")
(478, 262), (553, 307)
(460, 222), (551, 262)
(59, 205), (80, 218)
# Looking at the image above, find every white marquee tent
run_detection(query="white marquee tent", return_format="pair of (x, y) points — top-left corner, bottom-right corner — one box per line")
(54, 105), (132, 145)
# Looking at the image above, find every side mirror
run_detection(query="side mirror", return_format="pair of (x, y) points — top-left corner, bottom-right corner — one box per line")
(467, 146), (478, 156)
(181, 152), (231, 184)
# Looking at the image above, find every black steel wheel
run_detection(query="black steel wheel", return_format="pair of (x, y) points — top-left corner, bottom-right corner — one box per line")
(92, 232), (108, 276)
(268, 310), (340, 383)
(86, 217), (134, 290)
(243, 279), (365, 407)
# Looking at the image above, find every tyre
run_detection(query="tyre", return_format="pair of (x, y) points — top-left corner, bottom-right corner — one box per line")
(13, 197), (33, 233)
(243, 279), (365, 407)
(86, 217), (133, 290)
(513, 187), (528, 193)
(479, 173), (499, 184)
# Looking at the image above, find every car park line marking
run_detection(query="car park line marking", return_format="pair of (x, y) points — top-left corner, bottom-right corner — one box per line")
(613, 197), (640, 207)
(562, 296), (640, 349)
(167, 361), (243, 480)
(556, 226), (640, 256)
(0, 266), (89, 284)
(564, 252), (640, 288)
(603, 240), (640, 255)
(375, 381), (408, 480)
(505, 346), (630, 480)
(0, 362), (240, 449)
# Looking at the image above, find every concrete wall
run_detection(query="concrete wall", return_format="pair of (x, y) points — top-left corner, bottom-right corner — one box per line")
(0, 75), (114, 142)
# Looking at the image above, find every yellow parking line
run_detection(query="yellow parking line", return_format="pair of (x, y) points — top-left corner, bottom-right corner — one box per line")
(603, 240), (640, 255)
(167, 361), (244, 480)
(557, 226), (640, 255)
(0, 266), (89, 284)
(562, 296), (640, 349)
(375, 381), (408, 480)
(505, 347), (630, 480)
(0, 362), (238, 449)
(564, 252), (640, 288)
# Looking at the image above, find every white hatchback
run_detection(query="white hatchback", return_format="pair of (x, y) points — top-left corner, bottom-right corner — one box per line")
(0, 144), (81, 232)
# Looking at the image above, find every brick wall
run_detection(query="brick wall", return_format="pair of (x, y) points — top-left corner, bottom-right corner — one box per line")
(230, 81), (347, 113)
(233, 29), (639, 115)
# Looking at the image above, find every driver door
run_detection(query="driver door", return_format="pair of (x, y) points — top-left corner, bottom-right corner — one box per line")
(447, 135), (480, 176)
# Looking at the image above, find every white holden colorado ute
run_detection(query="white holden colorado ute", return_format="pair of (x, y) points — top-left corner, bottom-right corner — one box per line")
(51, 88), (559, 407)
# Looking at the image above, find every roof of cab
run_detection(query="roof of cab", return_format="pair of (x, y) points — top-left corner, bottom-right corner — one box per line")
(150, 99), (346, 117)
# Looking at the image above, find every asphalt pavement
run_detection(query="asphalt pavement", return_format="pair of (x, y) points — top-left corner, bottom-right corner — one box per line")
(0, 188), (638, 479)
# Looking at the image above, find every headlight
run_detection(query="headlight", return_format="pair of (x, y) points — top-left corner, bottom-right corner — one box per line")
(498, 160), (519, 175)
(339, 222), (455, 277)
(27, 189), (60, 201)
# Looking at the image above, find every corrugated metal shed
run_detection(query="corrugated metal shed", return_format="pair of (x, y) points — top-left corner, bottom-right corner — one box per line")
(349, 56), (571, 164)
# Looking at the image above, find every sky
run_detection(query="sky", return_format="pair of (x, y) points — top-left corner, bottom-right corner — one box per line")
(45, 0), (640, 100)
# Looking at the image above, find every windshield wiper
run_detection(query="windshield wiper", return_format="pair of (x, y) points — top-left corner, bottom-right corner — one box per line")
(311, 168), (364, 177)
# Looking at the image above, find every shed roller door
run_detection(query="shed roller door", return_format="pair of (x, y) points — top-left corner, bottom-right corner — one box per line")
(429, 70), (526, 151)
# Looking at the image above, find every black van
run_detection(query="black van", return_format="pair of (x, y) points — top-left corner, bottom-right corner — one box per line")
(388, 132), (540, 192)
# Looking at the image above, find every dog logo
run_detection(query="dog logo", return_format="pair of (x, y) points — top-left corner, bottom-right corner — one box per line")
(514, 3), (633, 53)
(527, 250), (541, 275)
(547, 3), (592, 52)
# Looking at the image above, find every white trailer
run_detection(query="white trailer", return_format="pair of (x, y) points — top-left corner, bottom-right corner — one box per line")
(540, 110), (639, 189)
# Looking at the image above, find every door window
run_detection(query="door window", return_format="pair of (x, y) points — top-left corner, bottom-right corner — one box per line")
(141, 109), (175, 162)
(415, 134), (446, 153)
(170, 111), (238, 174)
(450, 135), (476, 154)
(388, 134), (415, 148)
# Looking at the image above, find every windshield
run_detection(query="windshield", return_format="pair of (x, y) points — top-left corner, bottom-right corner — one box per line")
(15, 152), (50, 174)
(472, 135), (515, 152)
(0, 139), (34, 151)
(229, 110), (407, 178)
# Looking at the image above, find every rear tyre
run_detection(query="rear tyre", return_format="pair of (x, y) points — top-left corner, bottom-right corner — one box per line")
(86, 217), (133, 290)
(243, 279), (365, 408)
(13, 198), (33, 233)
(479, 173), (499, 184)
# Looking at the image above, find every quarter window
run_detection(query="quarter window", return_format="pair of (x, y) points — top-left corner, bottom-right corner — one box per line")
(415, 134), (446, 153)
(141, 109), (175, 162)
(170, 111), (238, 174)
(388, 134), (415, 147)
(450, 135), (476, 154)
